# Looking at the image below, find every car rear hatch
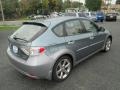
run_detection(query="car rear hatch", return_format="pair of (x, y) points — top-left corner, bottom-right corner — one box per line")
(8, 22), (48, 60)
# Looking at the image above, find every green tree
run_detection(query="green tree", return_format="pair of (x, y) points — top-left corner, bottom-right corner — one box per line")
(56, 0), (63, 12)
(29, 0), (41, 14)
(116, 0), (120, 4)
(72, 1), (83, 8)
(43, 0), (49, 9)
(20, 0), (41, 15)
(48, 0), (57, 12)
(20, 0), (30, 15)
(2, 0), (19, 19)
(63, 0), (72, 9)
(85, 0), (102, 11)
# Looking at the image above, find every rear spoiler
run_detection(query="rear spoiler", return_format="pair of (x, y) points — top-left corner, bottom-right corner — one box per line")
(23, 22), (47, 27)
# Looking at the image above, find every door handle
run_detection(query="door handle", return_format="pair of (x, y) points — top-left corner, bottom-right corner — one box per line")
(68, 41), (75, 44)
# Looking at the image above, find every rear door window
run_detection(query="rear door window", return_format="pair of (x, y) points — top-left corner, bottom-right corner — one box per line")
(65, 20), (84, 36)
(12, 24), (47, 42)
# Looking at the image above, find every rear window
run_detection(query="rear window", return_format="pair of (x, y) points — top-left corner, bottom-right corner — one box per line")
(91, 12), (96, 16)
(12, 24), (47, 41)
(78, 13), (86, 17)
(85, 13), (89, 16)
(97, 12), (104, 16)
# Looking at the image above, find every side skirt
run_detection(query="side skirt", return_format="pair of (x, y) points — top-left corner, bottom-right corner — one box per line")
(74, 48), (103, 66)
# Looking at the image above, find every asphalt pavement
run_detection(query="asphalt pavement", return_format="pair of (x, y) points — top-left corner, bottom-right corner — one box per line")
(0, 21), (120, 90)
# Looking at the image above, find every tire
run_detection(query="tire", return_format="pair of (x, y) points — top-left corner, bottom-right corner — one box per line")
(105, 19), (108, 21)
(101, 19), (103, 22)
(103, 38), (112, 52)
(52, 55), (72, 82)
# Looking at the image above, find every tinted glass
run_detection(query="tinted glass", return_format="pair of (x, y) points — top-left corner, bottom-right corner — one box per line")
(85, 13), (89, 16)
(53, 24), (64, 37)
(97, 12), (104, 16)
(12, 24), (47, 41)
(91, 12), (96, 16)
(65, 20), (83, 36)
(82, 20), (97, 33)
(78, 13), (86, 17)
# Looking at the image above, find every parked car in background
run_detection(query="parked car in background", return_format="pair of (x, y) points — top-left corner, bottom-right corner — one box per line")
(28, 14), (35, 20)
(58, 12), (64, 16)
(105, 13), (117, 21)
(28, 15), (47, 20)
(96, 11), (105, 22)
(117, 14), (120, 20)
(65, 12), (97, 22)
(7, 17), (112, 82)
(50, 12), (59, 18)
(64, 12), (87, 18)
(85, 12), (97, 21)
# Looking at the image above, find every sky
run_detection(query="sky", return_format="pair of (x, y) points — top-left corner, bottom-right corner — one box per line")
(72, 0), (116, 4)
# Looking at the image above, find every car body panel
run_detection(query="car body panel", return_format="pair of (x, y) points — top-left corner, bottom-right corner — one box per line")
(105, 13), (117, 21)
(7, 17), (112, 80)
(96, 12), (105, 21)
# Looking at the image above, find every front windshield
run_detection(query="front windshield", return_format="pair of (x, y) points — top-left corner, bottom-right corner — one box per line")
(97, 12), (104, 15)
(91, 12), (96, 16)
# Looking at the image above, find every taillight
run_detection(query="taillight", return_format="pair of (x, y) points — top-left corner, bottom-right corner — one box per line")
(30, 47), (45, 56)
(39, 47), (45, 53)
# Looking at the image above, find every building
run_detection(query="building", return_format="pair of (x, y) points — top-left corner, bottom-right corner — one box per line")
(101, 0), (120, 13)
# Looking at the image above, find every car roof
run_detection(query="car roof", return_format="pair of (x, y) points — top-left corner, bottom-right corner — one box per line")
(24, 16), (85, 28)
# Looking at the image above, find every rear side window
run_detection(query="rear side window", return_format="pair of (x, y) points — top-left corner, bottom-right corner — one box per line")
(53, 24), (64, 37)
(65, 20), (84, 36)
(12, 24), (47, 41)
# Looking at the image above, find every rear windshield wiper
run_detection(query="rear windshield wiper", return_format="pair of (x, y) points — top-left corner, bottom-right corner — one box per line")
(13, 36), (28, 42)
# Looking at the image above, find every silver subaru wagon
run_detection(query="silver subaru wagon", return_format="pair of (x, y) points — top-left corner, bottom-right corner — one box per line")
(7, 17), (112, 82)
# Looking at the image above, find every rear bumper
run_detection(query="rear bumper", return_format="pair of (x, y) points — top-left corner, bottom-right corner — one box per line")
(106, 17), (116, 21)
(7, 48), (54, 80)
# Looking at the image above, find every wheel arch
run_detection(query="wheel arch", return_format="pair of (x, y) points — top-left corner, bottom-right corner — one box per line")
(54, 53), (75, 67)
(51, 53), (75, 81)
(108, 35), (112, 42)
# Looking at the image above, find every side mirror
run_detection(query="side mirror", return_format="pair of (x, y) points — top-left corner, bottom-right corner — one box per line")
(98, 27), (105, 32)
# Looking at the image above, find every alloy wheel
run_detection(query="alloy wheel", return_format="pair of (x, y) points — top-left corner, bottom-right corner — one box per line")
(105, 38), (111, 51)
(56, 59), (71, 79)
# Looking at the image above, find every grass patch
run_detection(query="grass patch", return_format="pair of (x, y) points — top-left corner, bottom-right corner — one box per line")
(17, 17), (30, 21)
(0, 25), (20, 30)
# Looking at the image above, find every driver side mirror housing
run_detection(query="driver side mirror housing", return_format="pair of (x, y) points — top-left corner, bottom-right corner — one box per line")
(98, 27), (105, 32)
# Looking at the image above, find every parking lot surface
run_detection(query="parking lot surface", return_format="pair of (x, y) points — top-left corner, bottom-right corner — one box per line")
(0, 21), (120, 90)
